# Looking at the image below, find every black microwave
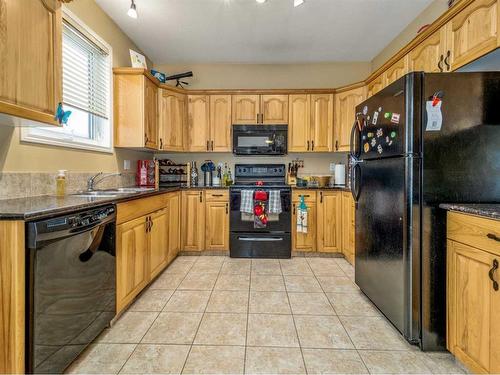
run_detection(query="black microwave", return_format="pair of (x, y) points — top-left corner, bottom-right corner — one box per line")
(232, 125), (288, 155)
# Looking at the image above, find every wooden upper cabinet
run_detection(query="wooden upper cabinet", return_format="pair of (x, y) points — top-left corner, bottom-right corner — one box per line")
(289, 94), (310, 152)
(384, 56), (410, 86)
(159, 89), (186, 151)
(187, 95), (210, 152)
(144, 78), (159, 149)
(409, 27), (447, 73)
(317, 191), (342, 252)
(181, 190), (205, 251)
(210, 95), (232, 152)
(0, 0), (62, 125)
(334, 86), (365, 152)
(367, 74), (385, 98)
(447, 0), (499, 70)
(149, 208), (169, 280)
(310, 94), (333, 152)
(232, 95), (260, 124)
(261, 95), (288, 124)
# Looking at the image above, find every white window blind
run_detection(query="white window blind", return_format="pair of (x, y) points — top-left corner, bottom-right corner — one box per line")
(62, 20), (110, 119)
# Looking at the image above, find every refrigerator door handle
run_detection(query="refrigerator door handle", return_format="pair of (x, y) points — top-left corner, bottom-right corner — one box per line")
(350, 116), (362, 160)
(350, 163), (361, 207)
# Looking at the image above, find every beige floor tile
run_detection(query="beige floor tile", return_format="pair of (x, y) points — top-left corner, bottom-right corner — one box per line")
(250, 275), (286, 292)
(303, 348), (368, 374)
(98, 312), (158, 344)
(195, 256), (226, 265)
(164, 262), (194, 276)
(251, 259), (282, 275)
(245, 347), (306, 374)
(247, 314), (299, 347)
(182, 345), (245, 374)
(120, 344), (190, 374)
(215, 274), (250, 291)
(129, 289), (174, 312)
(335, 258), (354, 271)
(425, 352), (466, 374)
(279, 258), (313, 276)
(66, 343), (136, 374)
(164, 291), (211, 313)
(220, 259), (251, 275)
(284, 275), (322, 292)
(306, 258), (346, 276)
(344, 267), (355, 281)
(288, 292), (335, 315)
(194, 313), (247, 346)
(340, 316), (411, 350)
(206, 290), (249, 313)
(317, 276), (359, 293)
(249, 291), (291, 314)
(178, 272), (218, 290)
(150, 273), (186, 290)
(359, 350), (434, 374)
(294, 315), (354, 349)
(141, 312), (203, 344)
(326, 292), (380, 316)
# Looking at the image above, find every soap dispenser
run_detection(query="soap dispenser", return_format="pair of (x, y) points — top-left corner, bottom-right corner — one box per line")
(56, 170), (67, 197)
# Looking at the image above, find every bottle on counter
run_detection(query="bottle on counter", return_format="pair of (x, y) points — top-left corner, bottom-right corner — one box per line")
(190, 161), (199, 187)
(222, 163), (228, 186)
(226, 167), (233, 186)
(56, 170), (67, 197)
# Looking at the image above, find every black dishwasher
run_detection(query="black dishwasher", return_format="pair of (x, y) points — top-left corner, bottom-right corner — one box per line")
(26, 205), (116, 374)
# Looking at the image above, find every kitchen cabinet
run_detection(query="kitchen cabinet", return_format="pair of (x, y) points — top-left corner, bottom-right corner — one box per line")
(367, 74), (385, 98)
(310, 94), (334, 152)
(167, 192), (181, 263)
(288, 95), (310, 152)
(291, 190), (317, 252)
(447, 211), (500, 374)
(447, 0), (499, 70)
(409, 27), (448, 73)
(210, 95), (232, 152)
(149, 208), (169, 280)
(159, 89), (186, 151)
(114, 69), (159, 149)
(181, 190), (206, 251)
(187, 95), (210, 151)
(205, 191), (230, 251)
(384, 56), (410, 86)
(232, 94), (288, 124)
(341, 192), (355, 265)
(0, 0), (62, 125)
(317, 191), (343, 252)
(261, 95), (288, 124)
(334, 86), (365, 152)
(232, 94), (260, 124)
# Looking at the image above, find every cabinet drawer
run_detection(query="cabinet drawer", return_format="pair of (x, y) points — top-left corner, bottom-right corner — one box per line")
(205, 190), (229, 202)
(292, 190), (317, 203)
(117, 193), (170, 224)
(447, 212), (500, 255)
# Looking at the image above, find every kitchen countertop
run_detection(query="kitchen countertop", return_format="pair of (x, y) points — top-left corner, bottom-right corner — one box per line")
(439, 203), (500, 220)
(292, 185), (350, 191)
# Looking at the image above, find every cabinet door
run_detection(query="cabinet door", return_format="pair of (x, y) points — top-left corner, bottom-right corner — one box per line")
(210, 95), (232, 152)
(310, 94), (333, 152)
(144, 78), (158, 149)
(168, 192), (181, 263)
(447, 240), (500, 374)
(384, 56), (409, 86)
(334, 87), (365, 152)
(409, 28), (447, 73)
(232, 95), (260, 124)
(288, 94), (310, 152)
(116, 215), (149, 313)
(367, 74), (385, 98)
(149, 208), (169, 280)
(292, 200), (317, 251)
(205, 201), (229, 251)
(187, 95), (210, 152)
(341, 192), (355, 265)
(182, 190), (205, 251)
(317, 191), (343, 252)
(448, 0), (499, 70)
(0, 0), (62, 125)
(159, 89), (185, 151)
(261, 95), (288, 124)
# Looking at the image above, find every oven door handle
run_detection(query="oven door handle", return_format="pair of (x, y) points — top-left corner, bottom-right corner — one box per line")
(237, 236), (284, 242)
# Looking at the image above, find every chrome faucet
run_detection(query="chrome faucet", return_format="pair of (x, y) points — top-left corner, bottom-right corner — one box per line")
(87, 172), (122, 191)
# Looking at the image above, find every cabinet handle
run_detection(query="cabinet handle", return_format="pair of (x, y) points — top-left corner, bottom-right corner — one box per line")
(145, 216), (150, 232)
(150, 217), (154, 230)
(444, 50), (451, 71)
(160, 138), (163, 149)
(225, 203), (228, 214)
(212, 194), (224, 197)
(489, 259), (499, 291)
(206, 140), (209, 151)
(311, 140), (314, 151)
(256, 113), (259, 123)
(335, 140), (339, 151)
(144, 133), (148, 145)
(320, 191), (323, 203)
(307, 141), (310, 151)
(211, 140), (214, 151)
(199, 191), (203, 202)
(487, 233), (500, 242)
(293, 203), (296, 215)
(438, 55), (444, 72)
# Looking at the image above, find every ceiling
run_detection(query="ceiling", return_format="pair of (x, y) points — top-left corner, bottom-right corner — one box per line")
(95, 0), (434, 64)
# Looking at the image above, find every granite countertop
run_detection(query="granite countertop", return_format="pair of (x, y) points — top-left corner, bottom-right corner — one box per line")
(440, 203), (500, 220)
(292, 185), (350, 191)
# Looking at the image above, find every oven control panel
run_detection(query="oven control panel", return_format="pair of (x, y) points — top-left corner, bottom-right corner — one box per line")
(235, 164), (286, 178)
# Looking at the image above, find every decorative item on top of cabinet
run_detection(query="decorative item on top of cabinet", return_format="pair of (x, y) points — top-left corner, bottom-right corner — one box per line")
(205, 190), (230, 251)
(310, 94), (334, 152)
(114, 69), (159, 149)
(317, 190), (343, 252)
(409, 26), (449, 73)
(181, 190), (206, 251)
(0, 0), (62, 125)
(367, 74), (385, 98)
(334, 85), (365, 152)
(291, 190), (317, 252)
(384, 56), (410, 86)
(158, 89), (186, 151)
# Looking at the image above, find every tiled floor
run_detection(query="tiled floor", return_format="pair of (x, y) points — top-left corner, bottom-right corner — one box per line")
(67, 256), (465, 374)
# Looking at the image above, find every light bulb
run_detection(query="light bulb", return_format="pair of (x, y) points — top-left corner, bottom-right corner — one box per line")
(256, 0), (267, 3)
(294, 0), (304, 7)
(127, 0), (138, 18)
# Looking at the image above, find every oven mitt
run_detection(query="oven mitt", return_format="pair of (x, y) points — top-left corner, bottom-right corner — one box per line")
(254, 201), (268, 228)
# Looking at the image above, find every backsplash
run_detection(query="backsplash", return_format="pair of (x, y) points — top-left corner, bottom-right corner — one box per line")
(0, 172), (136, 200)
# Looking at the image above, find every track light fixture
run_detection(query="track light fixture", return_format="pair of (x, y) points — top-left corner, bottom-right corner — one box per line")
(127, 0), (138, 18)
(294, 0), (305, 7)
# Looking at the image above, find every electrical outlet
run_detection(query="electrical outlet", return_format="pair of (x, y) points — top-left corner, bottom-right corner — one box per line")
(329, 163), (336, 172)
(123, 160), (131, 170)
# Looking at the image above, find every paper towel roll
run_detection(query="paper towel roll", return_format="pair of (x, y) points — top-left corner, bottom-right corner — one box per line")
(334, 164), (346, 186)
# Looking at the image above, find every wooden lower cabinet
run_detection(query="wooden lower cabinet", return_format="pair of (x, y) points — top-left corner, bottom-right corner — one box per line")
(291, 190), (317, 252)
(317, 191), (343, 252)
(149, 208), (169, 280)
(182, 190), (206, 251)
(205, 201), (230, 250)
(167, 192), (181, 263)
(447, 212), (500, 374)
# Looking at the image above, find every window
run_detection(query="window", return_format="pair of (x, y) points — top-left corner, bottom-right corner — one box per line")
(21, 9), (112, 152)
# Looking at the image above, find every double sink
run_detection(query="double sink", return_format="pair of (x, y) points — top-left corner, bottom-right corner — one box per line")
(72, 187), (156, 198)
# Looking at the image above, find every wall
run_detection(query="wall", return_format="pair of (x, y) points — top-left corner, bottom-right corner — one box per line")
(0, 0), (150, 174)
(154, 63), (371, 90)
(371, 0), (449, 71)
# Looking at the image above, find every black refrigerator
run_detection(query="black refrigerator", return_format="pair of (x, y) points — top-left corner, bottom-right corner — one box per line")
(350, 72), (500, 351)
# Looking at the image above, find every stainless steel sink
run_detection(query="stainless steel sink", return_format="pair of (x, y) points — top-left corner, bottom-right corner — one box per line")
(71, 187), (155, 198)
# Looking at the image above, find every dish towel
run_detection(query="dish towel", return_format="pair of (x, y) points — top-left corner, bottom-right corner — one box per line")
(268, 190), (282, 214)
(240, 190), (254, 213)
(296, 197), (308, 233)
